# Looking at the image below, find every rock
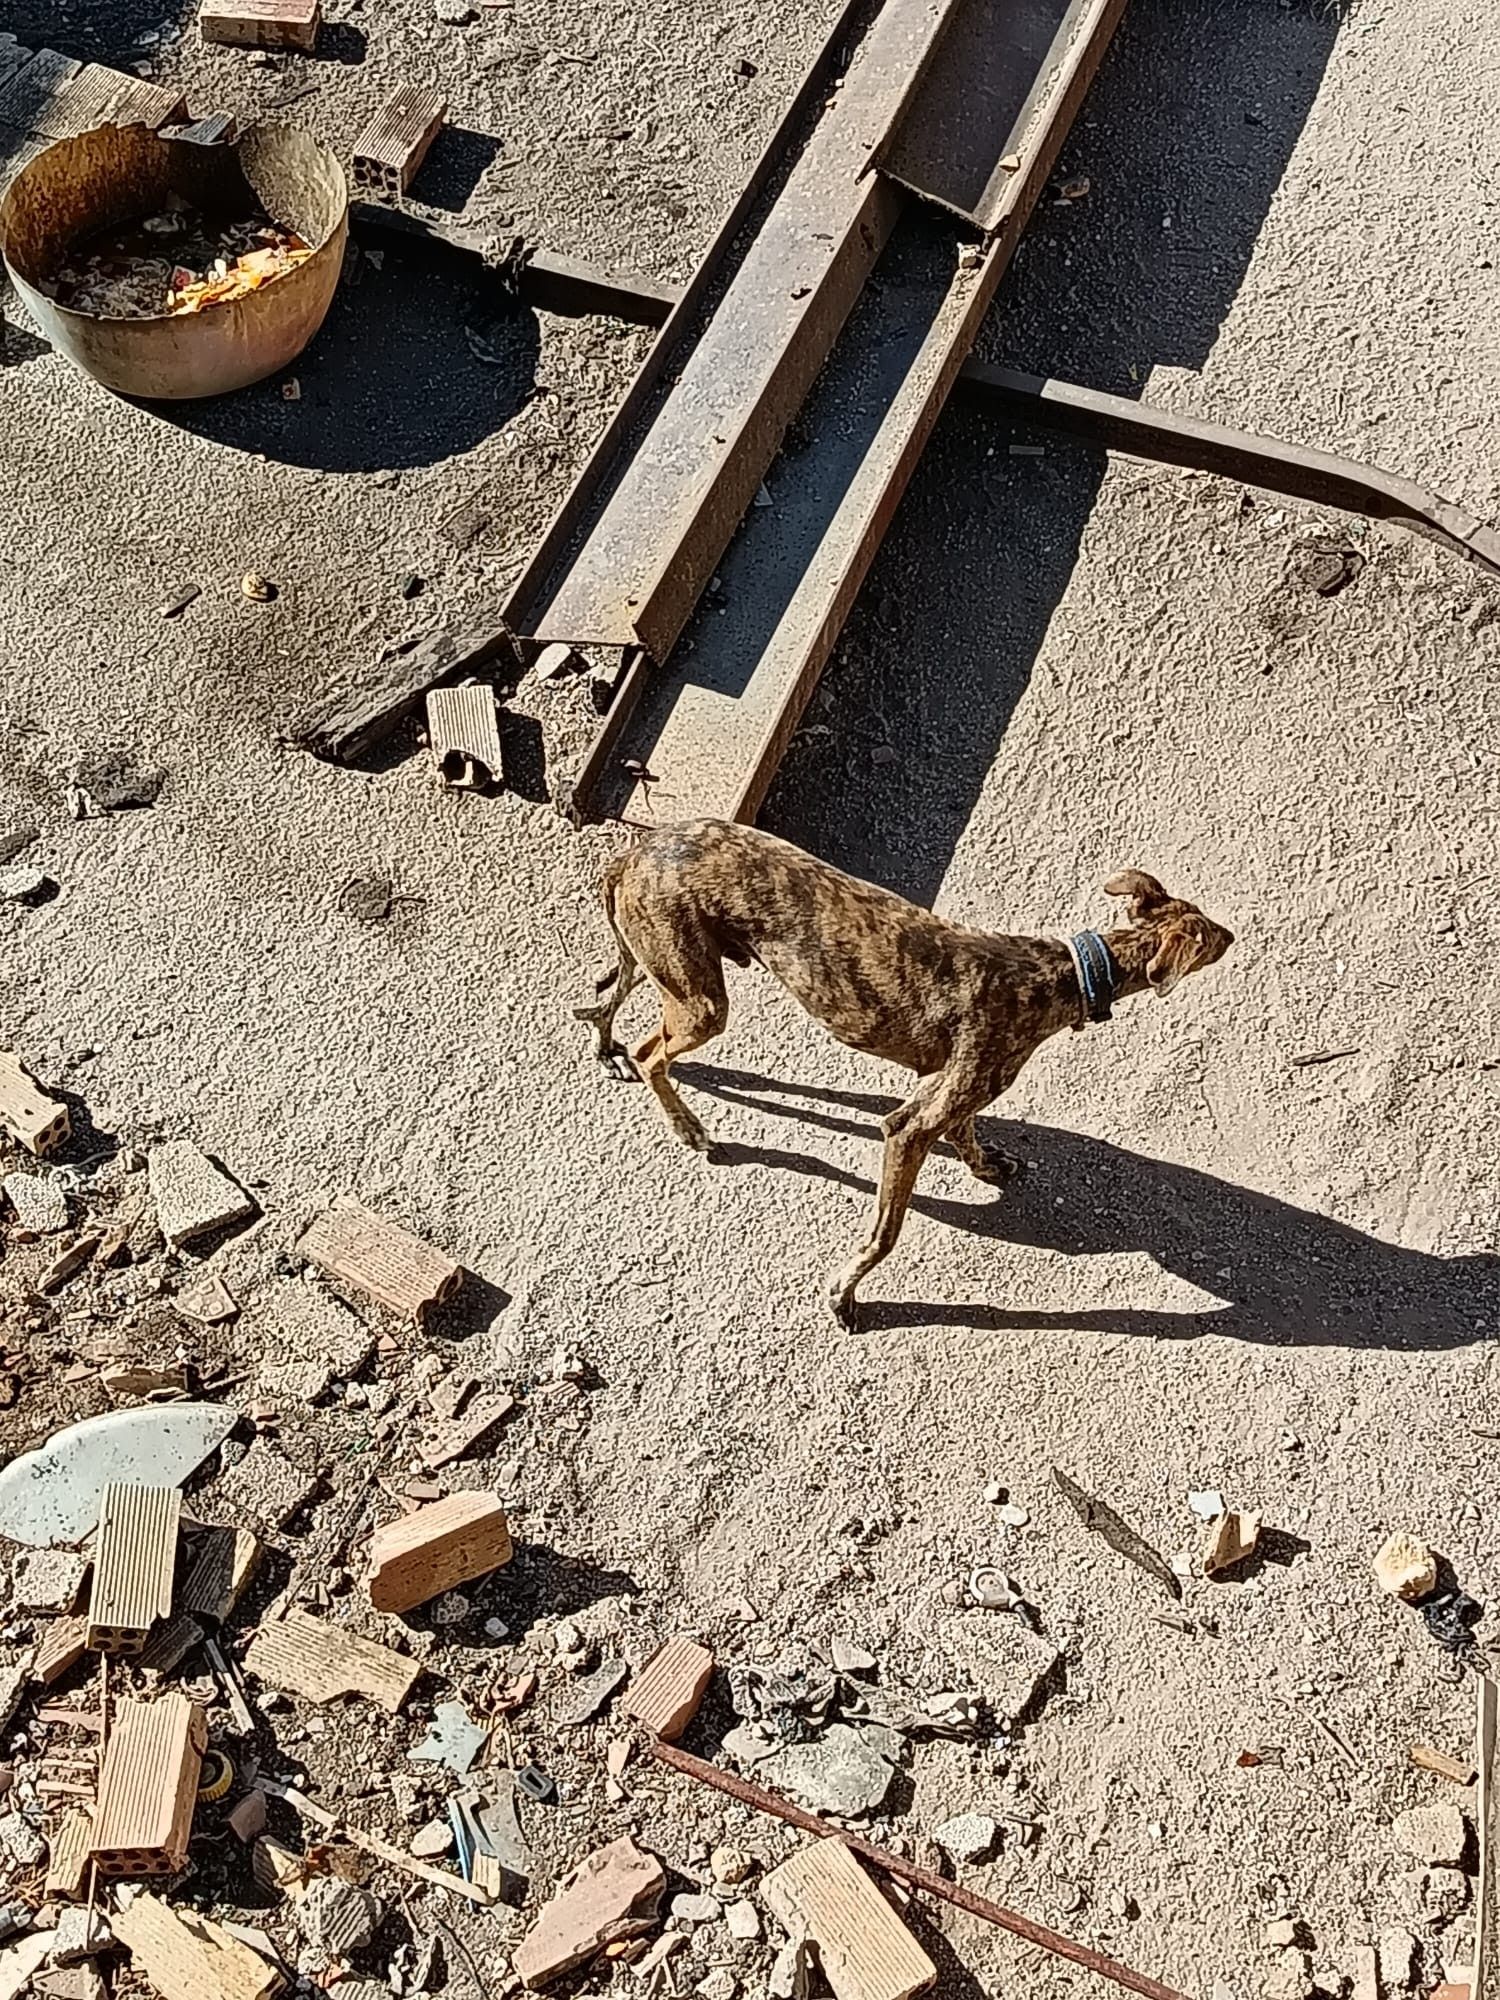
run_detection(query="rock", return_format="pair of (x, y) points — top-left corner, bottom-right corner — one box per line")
(410, 1820), (453, 1859)
(513, 1837), (665, 1989)
(241, 573), (275, 602)
(0, 865), (51, 904)
(724, 1900), (761, 1942)
(1349, 1945), (1379, 2000)
(555, 1658), (628, 1727)
(435, 0), (474, 19)
(917, 1689), (981, 1735)
(147, 1141), (256, 1246)
(1261, 1920), (1302, 1951)
(484, 1617), (510, 1640)
(3, 1173), (69, 1234)
(296, 1876), (382, 1954)
(50, 1906), (108, 1965)
(0, 1814), (46, 1869)
(1378, 1928), (1419, 1992)
(12, 1548), (88, 1612)
(1261, 1949), (1313, 2000)
(1375, 1532), (1439, 1603)
(670, 1893), (722, 1926)
(710, 1848), (753, 1886)
(1391, 1803), (1469, 1868)
(995, 1502), (1030, 1527)
(723, 1720), (900, 1819)
(935, 1612), (1060, 1725)
(431, 1592), (472, 1628)
(70, 750), (164, 812)
(932, 1813), (999, 1864)
(768, 1940), (814, 2000)
(0, 1904), (29, 1945)
(829, 1638), (876, 1676)
(259, 1360), (331, 1404)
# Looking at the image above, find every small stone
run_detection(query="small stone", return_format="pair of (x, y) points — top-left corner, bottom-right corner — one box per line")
(670, 1892), (722, 1926)
(1391, 1803), (1469, 1867)
(71, 749), (164, 812)
(1378, 1929), (1419, 1993)
(435, 0), (475, 19)
(241, 572), (275, 602)
(696, 1972), (738, 2000)
(933, 1812), (999, 1864)
(1187, 1489), (1225, 1520)
(983, 1481), (1004, 1504)
(0, 865), (51, 904)
(829, 1637), (876, 1676)
(1201, 1509), (1261, 1578)
(724, 1900), (760, 1942)
(1405, 1866), (1470, 1922)
(1262, 1920), (1301, 1951)
(1375, 1532), (1439, 1603)
(484, 1617), (510, 1640)
(0, 825), (38, 866)
(431, 1591), (471, 1627)
(12, 1548), (88, 1612)
(4, 1173), (69, 1235)
(534, 643), (582, 682)
(1262, 1953), (1313, 2000)
(710, 1847), (753, 1885)
(0, 1815), (46, 1868)
(50, 1906), (108, 1965)
(995, 1502), (1030, 1528)
(147, 1141), (256, 1246)
(410, 1820), (453, 1858)
(553, 1620), (582, 1654)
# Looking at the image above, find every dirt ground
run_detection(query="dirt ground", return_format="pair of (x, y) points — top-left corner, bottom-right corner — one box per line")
(2, 0), (1500, 1997)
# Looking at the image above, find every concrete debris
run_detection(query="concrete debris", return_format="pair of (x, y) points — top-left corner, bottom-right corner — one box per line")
(711, 1847), (754, 1885)
(0, 1404), (236, 1547)
(829, 1638), (876, 1676)
(0, 1814), (46, 1869)
(512, 1836), (665, 1989)
(410, 1820), (454, 1858)
(534, 643), (582, 682)
(296, 1875), (382, 1955)
(410, 1699), (491, 1774)
(366, 1490), (512, 1612)
(0, 825), (37, 865)
(1378, 1928), (1419, 1992)
(11, 1548), (89, 1613)
(1390, 1802), (1469, 1867)
(1349, 1945), (1379, 2000)
(696, 1973), (738, 2000)
(934, 1613), (1060, 1726)
(931, 1812), (999, 1863)
(725, 1899), (761, 1941)
(761, 1838), (936, 2000)
(556, 1658), (628, 1728)
(1375, 1532), (1439, 1603)
(258, 1359), (332, 1405)
(1201, 1509), (1261, 1578)
(228, 1791), (270, 1844)
(173, 1275), (240, 1326)
(724, 1720), (900, 1819)
(70, 749), (165, 812)
(1399, 1866), (1470, 1922)
(49, 1906), (108, 1966)
(769, 1939), (815, 2000)
(1262, 1920), (1302, 1951)
(1262, 1950), (1314, 2000)
(34, 1619), (89, 1686)
(4, 1170), (69, 1234)
(915, 1689), (982, 1736)
(259, 1277), (375, 1381)
(0, 1933), (56, 2000)
(212, 1441), (320, 1531)
(0, 1905), (28, 1945)
(418, 1391), (517, 1470)
(0, 864), (51, 904)
(147, 1141), (256, 1246)
(670, 1892), (722, 1925)
(0, 1663), (19, 1732)
(35, 1969), (105, 2000)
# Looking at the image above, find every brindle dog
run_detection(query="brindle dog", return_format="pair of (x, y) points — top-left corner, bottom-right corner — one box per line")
(576, 820), (1233, 1323)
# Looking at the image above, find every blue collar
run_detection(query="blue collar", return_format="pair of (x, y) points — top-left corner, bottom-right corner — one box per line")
(1067, 930), (1117, 1024)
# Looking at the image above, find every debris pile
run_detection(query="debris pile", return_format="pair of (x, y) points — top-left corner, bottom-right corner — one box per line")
(52, 208), (313, 320)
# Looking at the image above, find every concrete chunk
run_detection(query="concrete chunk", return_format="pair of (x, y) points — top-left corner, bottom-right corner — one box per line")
(147, 1142), (255, 1247)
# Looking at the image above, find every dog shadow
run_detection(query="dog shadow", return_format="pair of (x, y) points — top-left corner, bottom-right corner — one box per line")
(677, 1064), (1497, 1351)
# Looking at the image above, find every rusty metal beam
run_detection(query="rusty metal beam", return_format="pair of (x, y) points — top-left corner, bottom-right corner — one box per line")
(954, 362), (1500, 575)
(529, 0), (970, 660)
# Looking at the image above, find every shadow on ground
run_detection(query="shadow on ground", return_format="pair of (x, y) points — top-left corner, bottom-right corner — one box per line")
(762, 0), (1345, 903)
(678, 1063), (1498, 1350)
(147, 243), (541, 471)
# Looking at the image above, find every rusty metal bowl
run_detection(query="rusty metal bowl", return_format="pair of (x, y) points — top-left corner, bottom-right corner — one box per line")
(0, 120), (347, 399)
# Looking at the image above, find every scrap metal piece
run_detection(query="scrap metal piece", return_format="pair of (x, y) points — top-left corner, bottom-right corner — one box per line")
(296, 1194), (462, 1321)
(529, 0), (969, 659)
(244, 1610), (422, 1714)
(953, 361), (1500, 576)
(91, 1695), (207, 1876)
(0, 1050), (69, 1157)
(352, 84), (446, 197)
(87, 1484), (181, 1655)
(1051, 1468), (1180, 1601)
(0, 1404), (237, 1549)
(426, 682), (504, 791)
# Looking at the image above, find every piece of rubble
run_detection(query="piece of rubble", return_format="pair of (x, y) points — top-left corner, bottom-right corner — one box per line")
(534, 643), (582, 683)
(631, 1934), (688, 1982)
(0, 1405), (237, 1548)
(352, 83), (448, 196)
(1391, 1802), (1469, 1867)
(111, 1891), (283, 2000)
(622, 1636), (714, 1741)
(40, 1233), (103, 1295)
(725, 1899), (761, 1941)
(245, 1610), (421, 1715)
(228, 1791), (269, 1844)
(1349, 1945), (1379, 2000)
(258, 1277), (374, 1380)
(257, 1359), (332, 1405)
(830, 1638), (876, 1676)
(70, 749), (164, 813)
(50, 1907), (108, 1967)
(932, 1812), (999, 1864)
(0, 1813), (46, 1869)
(557, 1658), (628, 1728)
(1262, 1950), (1314, 2000)
(711, 1847), (753, 1885)
(99, 1362), (191, 1400)
(45, 1808), (94, 1900)
(1187, 1489), (1225, 1520)
(1378, 1928), (1419, 1992)
(296, 1875), (382, 1956)
(1262, 1920), (1302, 1951)
(296, 1196), (462, 1323)
(35, 1619), (89, 1685)
(410, 1819), (453, 1859)
(1375, 1532), (1439, 1604)
(0, 1053), (70, 1158)
(35, 1968), (105, 2000)
(179, 1524), (262, 1623)
(0, 864), (51, 904)
(212, 1442), (320, 1531)
(418, 1391), (517, 1470)
(147, 1142), (256, 1247)
(91, 1694), (206, 1875)
(934, 1613), (1060, 1726)
(3, 1172), (69, 1235)
(174, 1275), (240, 1327)
(769, 1940), (815, 2000)
(761, 1839), (936, 2000)
(13, 1549), (88, 1614)
(411, 1699), (490, 1773)
(199, 0), (321, 51)
(671, 1892), (722, 1926)
(0, 1933), (56, 2000)
(253, 1835), (310, 1899)
(1201, 1509), (1261, 1578)
(426, 683), (504, 790)
(367, 1490), (511, 1612)
(87, 1484), (181, 1654)
(1410, 1745), (1477, 1785)
(1400, 1865), (1470, 1923)
(513, 1836), (665, 1990)
(724, 1721), (900, 1820)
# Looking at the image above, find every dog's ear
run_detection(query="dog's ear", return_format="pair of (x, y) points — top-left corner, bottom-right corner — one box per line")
(1103, 869), (1171, 920)
(1146, 918), (1228, 997)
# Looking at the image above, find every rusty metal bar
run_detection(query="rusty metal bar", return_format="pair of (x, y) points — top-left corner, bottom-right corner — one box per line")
(529, 0), (970, 659)
(646, 1741), (1195, 2000)
(954, 362), (1500, 575)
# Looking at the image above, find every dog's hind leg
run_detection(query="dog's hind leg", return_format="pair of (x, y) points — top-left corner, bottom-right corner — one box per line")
(632, 982), (728, 1153)
(948, 1115), (1019, 1187)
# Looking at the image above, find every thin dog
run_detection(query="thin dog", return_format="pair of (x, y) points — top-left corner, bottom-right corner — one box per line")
(576, 819), (1233, 1322)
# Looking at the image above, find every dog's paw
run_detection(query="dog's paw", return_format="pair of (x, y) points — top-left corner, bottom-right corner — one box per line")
(826, 1276), (862, 1330)
(601, 1046), (638, 1083)
(675, 1117), (713, 1154)
(972, 1146), (1020, 1187)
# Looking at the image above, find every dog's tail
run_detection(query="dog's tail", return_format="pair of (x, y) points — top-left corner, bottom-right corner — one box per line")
(591, 853), (632, 991)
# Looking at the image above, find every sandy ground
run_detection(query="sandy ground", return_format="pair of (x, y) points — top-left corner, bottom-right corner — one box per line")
(3, 0), (1500, 1996)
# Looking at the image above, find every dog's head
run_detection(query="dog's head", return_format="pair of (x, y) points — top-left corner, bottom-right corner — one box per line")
(1103, 870), (1234, 997)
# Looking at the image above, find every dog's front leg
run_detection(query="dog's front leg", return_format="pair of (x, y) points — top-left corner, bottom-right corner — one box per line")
(828, 1086), (949, 1326)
